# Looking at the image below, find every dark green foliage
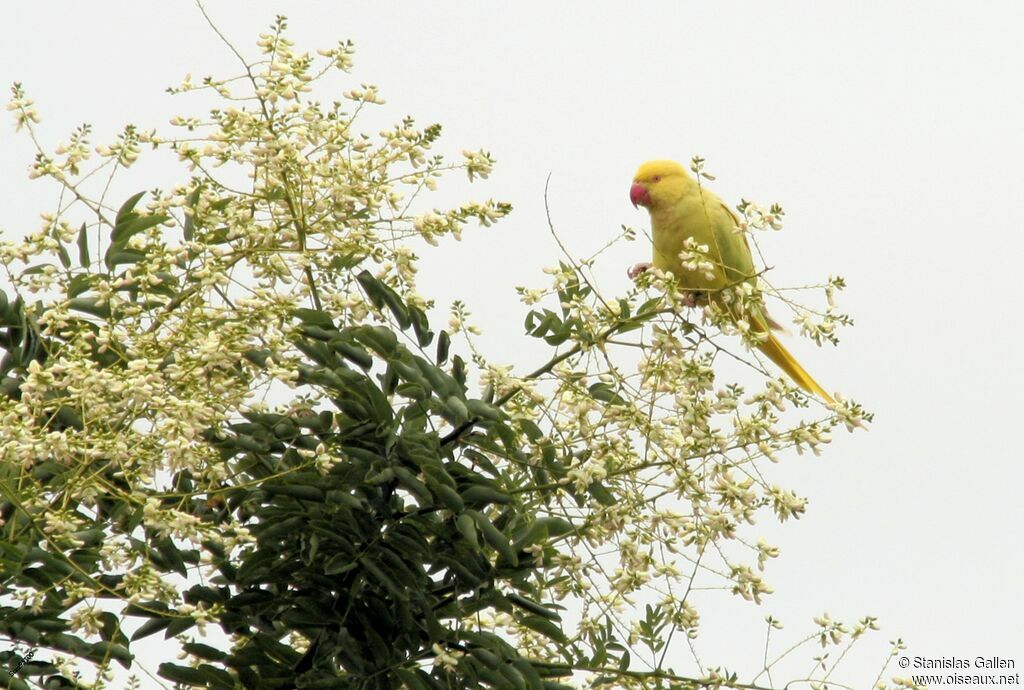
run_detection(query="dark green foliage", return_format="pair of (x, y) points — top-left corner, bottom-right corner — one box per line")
(0, 202), (574, 689)
(0, 184), (581, 687)
(163, 272), (571, 688)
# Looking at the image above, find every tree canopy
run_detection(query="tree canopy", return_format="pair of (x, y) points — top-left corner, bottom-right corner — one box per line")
(0, 15), (895, 690)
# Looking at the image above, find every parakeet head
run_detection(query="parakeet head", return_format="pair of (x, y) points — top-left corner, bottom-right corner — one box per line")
(630, 159), (691, 209)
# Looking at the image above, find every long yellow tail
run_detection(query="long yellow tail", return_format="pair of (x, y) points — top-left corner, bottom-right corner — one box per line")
(756, 331), (834, 405)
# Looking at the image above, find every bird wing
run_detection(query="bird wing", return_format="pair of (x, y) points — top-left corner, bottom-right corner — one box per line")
(706, 197), (834, 402)
(708, 198), (756, 287)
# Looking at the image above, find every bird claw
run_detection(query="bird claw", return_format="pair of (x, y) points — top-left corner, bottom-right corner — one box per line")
(679, 291), (704, 308)
(627, 262), (652, 280)
(628, 264), (703, 309)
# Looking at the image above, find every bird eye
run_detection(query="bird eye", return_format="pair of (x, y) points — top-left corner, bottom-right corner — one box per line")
(653, 175), (661, 182)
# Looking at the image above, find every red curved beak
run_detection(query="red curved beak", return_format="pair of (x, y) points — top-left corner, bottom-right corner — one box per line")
(630, 183), (651, 209)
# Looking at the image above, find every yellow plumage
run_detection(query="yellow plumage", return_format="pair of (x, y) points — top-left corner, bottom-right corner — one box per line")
(629, 159), (834, 404)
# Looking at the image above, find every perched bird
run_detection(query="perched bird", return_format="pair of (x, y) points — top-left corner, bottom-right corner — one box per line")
(628, 159), (834, 404)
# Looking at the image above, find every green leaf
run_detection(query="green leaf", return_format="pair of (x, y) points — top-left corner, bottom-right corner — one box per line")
(24, 547), (74, 576)
(511, 658), (545, 690)
(442, 395), (469, 424)
(164, 616), (196, 638)
(106, 249), (148, 268)
(587, 481), (617, 506)
(395, 669), (431, 690)
(519, 615), (567, 643)
(392, 360), (431, 391)
(20, 263), (51, 276)
(258, 515), (306, 541)
(391, 667), (423, 687)
(116, 191), (147, 225)
(183, 187), (201, 242)
(460, 485), (512, 505)
(506, 593), (561, 621)
(124, 601), (171, 618)
(471, 647), (500, 666)
(0, 670), (31, 690)
(456, 513), (479, 548)
(462, 448), (501, 477)
(475, 664), (516, 690)
(352, 325), (398, 357)
(131, 617), (171, 641)
(111, 213), (169, 243)
(324, 553), (357, 575)
(56, 241), (71, 269)
(331, 339), (373, 369)
(356, 270), (411, 328)
(410, 307), (433, 346)
(100, 642), (134, 668)
(436, 330), (451, 364)
(439, 553), (484, 587)
(466, 398), (501, 421)
(293, 308), (335, 328)
(414, 356), (458, 396)
(497, 662), (528, 690)
(264, 484), (325, 502)
(431, 483), (464, 512)
(514, 517), (573, 550)
(588, 382), (626, 406)
(393, 467), (432, 505)
(360, 557), (407, 600)
(452, 354), (467, 386)
(419, 461), (456, 488)
(68, 273), (91, 298)
(469, 510), (517, 565)
(155, 538), (187, 577)
(158, 662), (209, 685)
(281, 609), (333, 628)
(519, 419), (544, 441)
(67, 294), (110, 317)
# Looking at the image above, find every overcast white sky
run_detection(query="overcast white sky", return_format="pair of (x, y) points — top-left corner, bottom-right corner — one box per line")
(4, 2), (1023, 687)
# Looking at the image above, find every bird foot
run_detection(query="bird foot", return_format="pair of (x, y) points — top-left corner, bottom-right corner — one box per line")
(678, 291), (705, 308)
(627, 262), (652, 280)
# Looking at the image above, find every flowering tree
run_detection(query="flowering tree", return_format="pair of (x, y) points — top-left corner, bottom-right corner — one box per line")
(0, 14), (902, 690)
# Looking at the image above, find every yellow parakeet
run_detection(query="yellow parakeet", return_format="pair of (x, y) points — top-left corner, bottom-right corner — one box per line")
(629, 159), (834, 404)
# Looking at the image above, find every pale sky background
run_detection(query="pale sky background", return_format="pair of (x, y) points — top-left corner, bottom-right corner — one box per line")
(3, 2), (1023, 687)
